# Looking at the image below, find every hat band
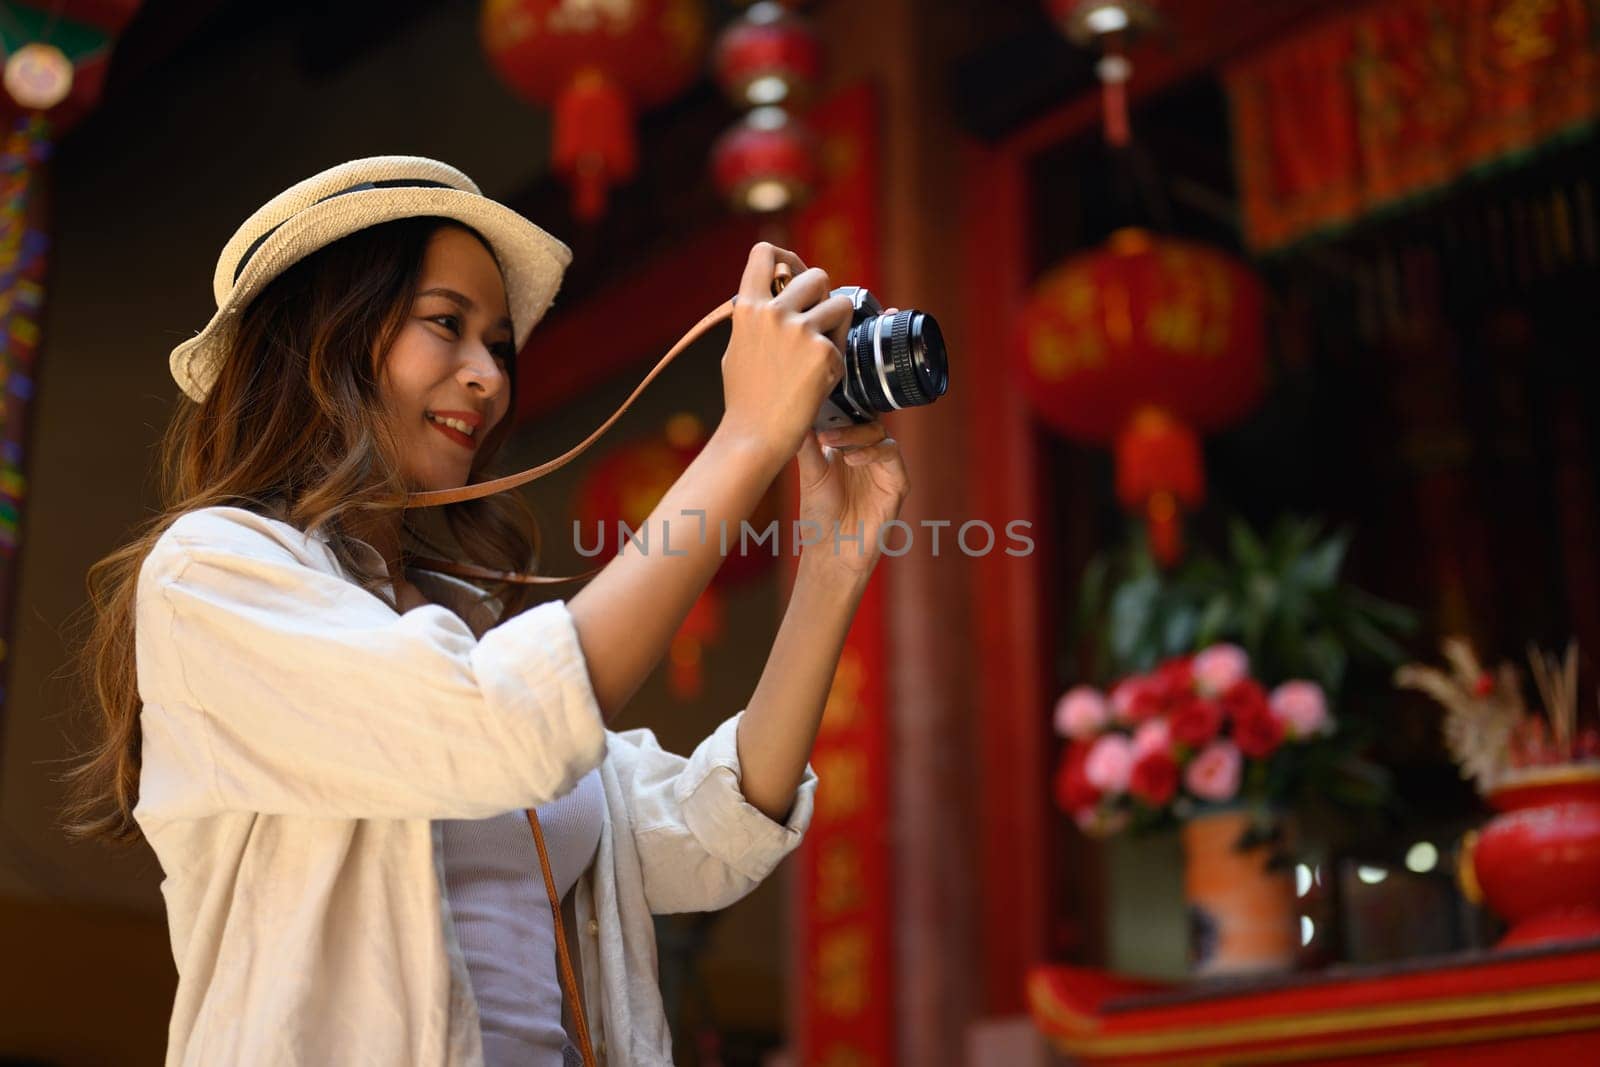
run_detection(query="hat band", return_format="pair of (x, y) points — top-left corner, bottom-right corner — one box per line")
(231, 178), (458, 285)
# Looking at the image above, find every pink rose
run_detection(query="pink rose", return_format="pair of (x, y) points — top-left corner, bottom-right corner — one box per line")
(1270, 681), (1330, 738)
(1054, 686), (1109, 739)
(1192, 644), (1250, 695)
(1109, 678), (1145, 723)
(1084, 734), (1135, 794)
(1132, 718), (1171, 759)
(1184, 741), (1243, 802)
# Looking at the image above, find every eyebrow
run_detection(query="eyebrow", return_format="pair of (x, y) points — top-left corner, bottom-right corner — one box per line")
(417, 287), (514, 332)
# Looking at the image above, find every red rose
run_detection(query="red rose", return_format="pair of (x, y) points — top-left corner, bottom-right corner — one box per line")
(1053, 740), (1101, 814)
(1154, 656), (1196, 699)
(1129, 750), (1179, 807)
(1111, 676), (1166, 724)
(1170, 697), (1224, 748)
(1232, 705), (1286, 759)
(1219, 678), (1270, 723)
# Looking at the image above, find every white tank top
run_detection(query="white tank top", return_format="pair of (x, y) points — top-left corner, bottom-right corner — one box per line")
(441, 768), (604, 1067)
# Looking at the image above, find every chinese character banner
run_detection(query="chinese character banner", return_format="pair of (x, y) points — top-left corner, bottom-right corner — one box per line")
(1227, 0), (1600, 252)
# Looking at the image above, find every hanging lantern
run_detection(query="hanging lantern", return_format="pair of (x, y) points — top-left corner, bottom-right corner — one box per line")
(0, 1), (141, 129)
(481, 0), (709, 222)
(1019, 228), (1265, 565)
(3, 43), (73, 111)
(572, 412), (779, 699)
(1045, 0), (1160, 45)
(711, 106), (818, 214)
(1043, 1), (1162, 146)
(573, 412), (780, 583)
(712, 1), (822, 109)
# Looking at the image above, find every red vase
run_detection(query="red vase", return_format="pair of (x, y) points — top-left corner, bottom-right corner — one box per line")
(1467, 764), (1600, 948)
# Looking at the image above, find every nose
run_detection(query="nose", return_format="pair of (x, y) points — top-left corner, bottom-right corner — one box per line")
(457, 343), (508, 400)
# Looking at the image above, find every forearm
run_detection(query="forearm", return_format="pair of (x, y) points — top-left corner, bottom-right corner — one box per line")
(566, 424), (785, 720)
(736, 554), (870, 822)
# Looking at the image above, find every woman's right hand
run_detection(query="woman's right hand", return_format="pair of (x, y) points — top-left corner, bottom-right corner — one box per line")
(719, 242), (855, 467)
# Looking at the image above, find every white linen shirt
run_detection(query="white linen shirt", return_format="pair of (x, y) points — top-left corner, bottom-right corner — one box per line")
(131, 505), (817, 1066)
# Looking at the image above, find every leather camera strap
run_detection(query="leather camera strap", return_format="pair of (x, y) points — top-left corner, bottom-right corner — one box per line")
(402, 265), (796, 587)
(527, 808), (599, 1067)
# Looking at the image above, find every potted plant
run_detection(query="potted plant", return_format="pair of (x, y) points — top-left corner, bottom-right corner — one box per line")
(1058, 516), (1416, 975)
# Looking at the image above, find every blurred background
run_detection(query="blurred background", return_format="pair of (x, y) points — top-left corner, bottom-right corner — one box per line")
(3, 0), (1600, 1064)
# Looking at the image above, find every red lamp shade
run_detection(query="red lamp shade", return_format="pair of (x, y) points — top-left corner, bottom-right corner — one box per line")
(712, 1), (822, 108)
(481, 0), (708, 221)
(1020, 229), (1266, 564)
(711, 106), (819, 213)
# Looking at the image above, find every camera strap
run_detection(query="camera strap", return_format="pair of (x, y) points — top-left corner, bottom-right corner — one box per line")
(403, 265), (794, 587)
(527, 807), (598, 1067)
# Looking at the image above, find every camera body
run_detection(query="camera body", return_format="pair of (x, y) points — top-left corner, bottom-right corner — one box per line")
(812, 286), (950, 433)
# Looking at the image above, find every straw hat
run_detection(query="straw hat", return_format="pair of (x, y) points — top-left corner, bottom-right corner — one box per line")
(168, 155), (572, 403)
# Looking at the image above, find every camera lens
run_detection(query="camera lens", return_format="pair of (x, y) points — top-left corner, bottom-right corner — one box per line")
(847, 308), (950, 413)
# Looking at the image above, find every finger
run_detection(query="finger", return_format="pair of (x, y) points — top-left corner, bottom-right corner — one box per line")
(771, 266), (835, 313)
(842, 437), (900, 465)
(819, 420), (888, 449)
(737, 243), (808, 304)
(797, 292), (854, 341)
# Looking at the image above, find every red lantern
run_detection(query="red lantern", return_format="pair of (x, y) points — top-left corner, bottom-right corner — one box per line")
(481, 0), (708, 222)
(1019, 228), (1266, 564)
(712, 1), (822, 109)
(572, 413), (782, 699)
(711, 106), (819, 213)
(1042, 2), (1162, 145)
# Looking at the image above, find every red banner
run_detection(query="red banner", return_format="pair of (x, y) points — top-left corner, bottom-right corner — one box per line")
(789, 82), (896, 1067)
(1227, 0), (1600, 251)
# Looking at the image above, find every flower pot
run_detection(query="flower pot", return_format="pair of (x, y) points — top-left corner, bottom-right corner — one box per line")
(1182, 809), (1299, 976)
(1466, 763), (1600, 948)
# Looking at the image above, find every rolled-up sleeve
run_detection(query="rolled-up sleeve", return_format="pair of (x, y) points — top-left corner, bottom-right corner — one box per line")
(610, 712), (817, 913)
(135, 518), (606, 821)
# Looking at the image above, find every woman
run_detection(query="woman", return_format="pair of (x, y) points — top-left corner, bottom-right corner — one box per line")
(60, 156), (909, 1066)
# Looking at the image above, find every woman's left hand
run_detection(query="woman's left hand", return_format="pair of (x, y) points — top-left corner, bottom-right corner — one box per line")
(794, 415), (910, 579)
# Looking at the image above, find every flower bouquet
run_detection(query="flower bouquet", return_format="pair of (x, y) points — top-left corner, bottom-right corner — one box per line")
(1052, 644), (1334, 975)
(1396, 639), (1600, 946)
(1053, 644), (1332, 836)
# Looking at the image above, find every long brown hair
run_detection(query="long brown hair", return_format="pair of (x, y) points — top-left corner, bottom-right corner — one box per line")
(60, 216), (546, 845)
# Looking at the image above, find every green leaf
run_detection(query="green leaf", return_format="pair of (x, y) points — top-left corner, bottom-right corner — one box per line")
(1163, 605), (1199, 655)
(1195, 592), (1235, 646)
(1303, 634), (1349, 694)
(1347, 614), (1411, 666)
(1229, 517), (1268, 571)
(1110, 575), (1160, 670)
(1296, 530), (1349, 590)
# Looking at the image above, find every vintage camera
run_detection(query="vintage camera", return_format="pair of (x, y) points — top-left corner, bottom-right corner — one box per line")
(812, 286), (949, 432)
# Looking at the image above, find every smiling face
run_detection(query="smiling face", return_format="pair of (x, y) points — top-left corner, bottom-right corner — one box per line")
(376, 225), (516, 491)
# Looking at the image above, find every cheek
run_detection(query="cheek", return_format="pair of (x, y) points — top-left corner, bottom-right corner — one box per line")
(378, 331), (442, 416)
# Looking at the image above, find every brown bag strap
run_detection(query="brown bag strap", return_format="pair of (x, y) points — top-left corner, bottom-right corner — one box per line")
(404, 264), (796, 587)
(527, 808), (599, 1067)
